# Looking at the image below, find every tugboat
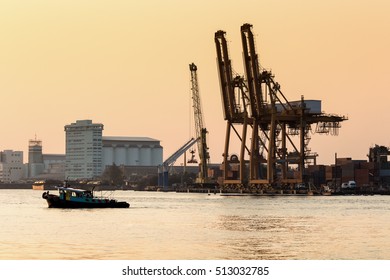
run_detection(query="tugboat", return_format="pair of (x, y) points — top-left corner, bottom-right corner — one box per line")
(42, 183), (130, 208)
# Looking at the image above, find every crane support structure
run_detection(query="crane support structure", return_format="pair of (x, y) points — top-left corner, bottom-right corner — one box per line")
(158, 138), (198, 191)
(216, 23), (347, 191)
(215, 30), (251, 188)
(189, 63), (210, 185)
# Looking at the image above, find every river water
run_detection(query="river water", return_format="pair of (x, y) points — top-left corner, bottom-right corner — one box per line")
(0, 190), (389, 260)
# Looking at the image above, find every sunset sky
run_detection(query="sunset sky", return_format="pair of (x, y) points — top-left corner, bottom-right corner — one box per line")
(1, 0), (389, 165)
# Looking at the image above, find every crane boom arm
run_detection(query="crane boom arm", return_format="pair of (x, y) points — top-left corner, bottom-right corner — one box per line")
(189, 63), (210, 182)
(163, 137), (198, 167)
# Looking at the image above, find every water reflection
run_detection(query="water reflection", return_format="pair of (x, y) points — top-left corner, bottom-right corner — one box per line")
(215, 215), (316, 259)
(218, 215), (313, 232)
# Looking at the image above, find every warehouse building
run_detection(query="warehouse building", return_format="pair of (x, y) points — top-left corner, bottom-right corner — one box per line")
(102, 136), (162, 167)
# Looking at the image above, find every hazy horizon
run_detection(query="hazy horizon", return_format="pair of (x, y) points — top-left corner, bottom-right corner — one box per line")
(1, 0), (389, 165)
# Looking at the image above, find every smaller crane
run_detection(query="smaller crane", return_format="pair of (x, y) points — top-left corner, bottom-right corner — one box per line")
(189, 63), (215, 186)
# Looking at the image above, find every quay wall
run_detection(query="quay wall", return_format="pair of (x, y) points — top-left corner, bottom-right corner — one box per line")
(0, 183), (32, 189)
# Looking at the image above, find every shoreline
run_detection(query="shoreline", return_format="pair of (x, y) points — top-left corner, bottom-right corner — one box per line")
(1, 183), (390, 196)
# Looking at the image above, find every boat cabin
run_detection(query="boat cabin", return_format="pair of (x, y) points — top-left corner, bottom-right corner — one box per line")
(58, 187), (93, 201)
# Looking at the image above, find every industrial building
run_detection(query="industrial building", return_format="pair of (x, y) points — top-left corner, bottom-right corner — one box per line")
(102, 136), (162, 167)
(64, 119), (163, 180)
(25, 130), (163, 181)
(28, 138), (65, 180)
(41, 154), (66, 179)
(306, 145), (390, 191)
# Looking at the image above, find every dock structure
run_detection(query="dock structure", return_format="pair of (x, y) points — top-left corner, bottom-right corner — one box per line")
(215, 24), (347, 192)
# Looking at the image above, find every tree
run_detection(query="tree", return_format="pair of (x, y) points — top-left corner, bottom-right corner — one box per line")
(101, 163), (124, 186)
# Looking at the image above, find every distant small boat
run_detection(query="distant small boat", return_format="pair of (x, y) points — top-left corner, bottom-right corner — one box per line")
(33, 180), (62, 190)
(32, 180), (46, 190)
(321, 185), (333, 196)
(42, 185), (129, 208)
(321, 191), (332, 196)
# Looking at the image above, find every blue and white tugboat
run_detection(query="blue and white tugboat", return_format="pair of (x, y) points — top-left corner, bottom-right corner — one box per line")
(42, 183), (129, 208)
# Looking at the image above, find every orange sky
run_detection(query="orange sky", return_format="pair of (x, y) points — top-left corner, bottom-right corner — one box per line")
(1, 0), (389, 165)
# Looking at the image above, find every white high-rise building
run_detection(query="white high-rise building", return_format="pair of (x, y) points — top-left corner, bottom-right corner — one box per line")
(64, 120), (103, 180)
(0, 150), (24, 182)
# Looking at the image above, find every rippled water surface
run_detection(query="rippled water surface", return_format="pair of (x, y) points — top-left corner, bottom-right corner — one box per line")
(0, 190), (389, 259)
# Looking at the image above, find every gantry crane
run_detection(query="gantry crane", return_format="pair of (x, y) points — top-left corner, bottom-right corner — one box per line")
(241, 23), (347, 188)
(189, 63), (216, 187)
(216, 23), (347, 191)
